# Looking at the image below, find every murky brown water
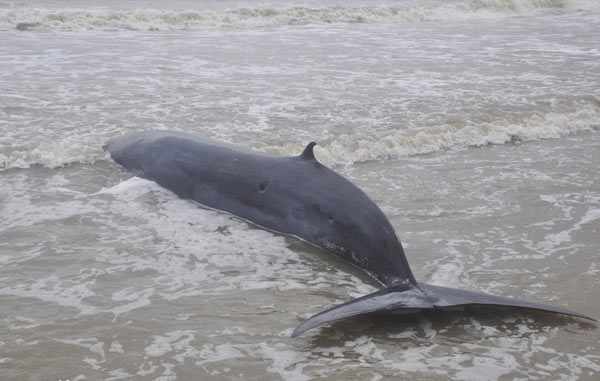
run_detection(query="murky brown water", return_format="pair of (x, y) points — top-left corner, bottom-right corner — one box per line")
(1, 1), (599, 379)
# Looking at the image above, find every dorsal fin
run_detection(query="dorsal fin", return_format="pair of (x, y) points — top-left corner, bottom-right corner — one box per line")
(299, 142), (317, 161)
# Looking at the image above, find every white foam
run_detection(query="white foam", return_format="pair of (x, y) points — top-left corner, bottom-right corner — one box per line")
(0, 134), (107, 171)
(145, 330), (195, 357)
(109, 287), (155, 315)
(57, 337), (106, 361)
(95, 176), (171, 200)
(109, 342), (124, 353)
(1, 99), (598, 171)
(265, 98), (600, 166)
(2, 0), (599, 31)
(0, 275), (99, 315)
(535, 197), (600, 256)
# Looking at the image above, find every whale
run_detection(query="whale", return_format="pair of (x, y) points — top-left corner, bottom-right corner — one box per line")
(105, 130), (595, 336)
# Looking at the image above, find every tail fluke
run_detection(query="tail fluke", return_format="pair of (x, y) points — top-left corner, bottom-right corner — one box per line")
(292, 284), (434, 337)
(418, 283), (595, 319)
(292, 283), (595, 337)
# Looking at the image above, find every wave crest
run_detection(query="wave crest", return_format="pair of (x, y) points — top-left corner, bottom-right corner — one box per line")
(0, 135), (106, 171)
(2, 98), (598, 171)
(264, 97), (600, 165)
(2, 0), (598, 31)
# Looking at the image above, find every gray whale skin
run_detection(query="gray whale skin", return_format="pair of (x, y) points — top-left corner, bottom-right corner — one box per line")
(105, 131), (595, 336)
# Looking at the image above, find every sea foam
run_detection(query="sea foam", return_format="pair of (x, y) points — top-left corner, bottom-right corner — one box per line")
(264, 98), (600, 166)
(2, 0), (599, 31)
(1, 98), (598, 170)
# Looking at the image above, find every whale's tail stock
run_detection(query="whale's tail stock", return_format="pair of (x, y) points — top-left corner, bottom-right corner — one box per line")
(292, 283), (596, 337)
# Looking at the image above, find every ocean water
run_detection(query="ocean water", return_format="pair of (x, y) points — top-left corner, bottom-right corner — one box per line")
(1, 0), (599, 379)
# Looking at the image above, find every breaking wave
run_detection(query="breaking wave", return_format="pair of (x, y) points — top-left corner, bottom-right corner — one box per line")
(2, 0), (599, 31)
(265, 97), (600, 165)
(2, 97), (598, 171)
(0, 134), (107, 171)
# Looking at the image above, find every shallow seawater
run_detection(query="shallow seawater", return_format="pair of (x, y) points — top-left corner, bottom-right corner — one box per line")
(1, 0), (600, 379)
(1, 134), (599, 380)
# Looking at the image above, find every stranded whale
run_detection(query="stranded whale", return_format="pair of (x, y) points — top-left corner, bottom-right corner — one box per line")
(105, 131), (594, 336)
